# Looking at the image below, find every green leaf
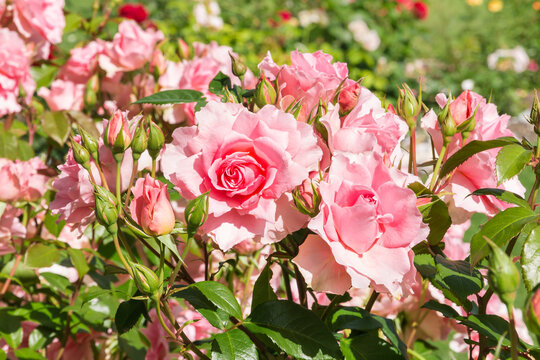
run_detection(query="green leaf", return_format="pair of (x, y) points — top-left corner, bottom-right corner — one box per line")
(0, 310), (23, 349)
(340, 332), (402, 360)
(68, 248), (89, 278)
(30, 64), (58, 89)
(133, 89), (203, 105)
(44, 212), (66, 238)
(172, 286), (230, 329)
(244, 300), (343, 360)
(156, 234), (180, 259)
(28, 328), (48, 351)
(331, 307), (406, 358)
(251, 263), (277, 311)
(470, 206), (538, 267)
(470, 188), (530, 208)
(115, 299), (147, 335)
(459, 314), (528, 350)
(118, 328), (147, 360)
(495, 144), (532, 184)
(24, 243), (61, 268)
(521, 225), (540, 292)
(209, 72), (232, 96)
(66, 110), (99, 138)
(409, 182), (451, 246)
(422, 300), (461, 319)
(0, 129), (34, 160)
(439, 138), (519, 178)
(40, 272), (72, 292)
(12, 348), (46, 360)
(41, 111), (71, 145)
(211, 329), (258, 360)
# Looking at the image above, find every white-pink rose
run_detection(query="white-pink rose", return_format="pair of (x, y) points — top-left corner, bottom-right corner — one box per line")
(12, 0), (65, 59)
(162, 102), (322, 250)
(294, 153), (426, 296)
(0, 157), (48, 202)
(0, 29), (35, 116)
(258, 50), (349, 122)
(0, 205), (26, 255)
(38, 79), (85, 111)
(99, 20), (163, 76)
(58, 41), (104, 83)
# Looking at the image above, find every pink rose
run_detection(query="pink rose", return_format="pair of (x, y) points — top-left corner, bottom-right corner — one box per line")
(12, 0), (65, 59)
(162, 102), (322, 250)
(321, 87), (408, 159)
(258, 50), (349, 122)
(58, 41), (104, 83)
(0, 29), (35, 117)
(130, 175), (175, 236)
(0, 205), (25, 255)
(47, 332), (99, 360)
(422, 92), (525, 222)
(338, 79), (361, 115)
(0, 157), (48, 202)
(38, 79), (85, 111)
(105, 110), (132, 150)
(448, 90), (483, 125)
(50, 133), (134, 232)
(294, 153), (426, 295)
(99, 20), (163, 76)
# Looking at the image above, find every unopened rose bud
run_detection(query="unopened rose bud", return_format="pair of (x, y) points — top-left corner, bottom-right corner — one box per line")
(397, 83), (421, 128)
(85, 75), (99, 107)
(71, 139), (91, 171)
(105, 110), (132, 153)
(131, 123), (148, 161)
(79, 127), (99, 161)
(130, 262), (160, 296)
(438, 95), (457, 145)
(184, 192), (209, 238)
(94, 185), (119, 234)
(254, 74), (277, 108)
(129, 175), (175, 236)
(338, 81), (361, 117)
(293, 179), (321, 217)
(147, 119), (165, 160)
(456, 105), (478, 142)
(530, 90), (540, 135)
(229, 52), (247, 78)
(525, 284), (540, 336)
(486, 237), (520, 307)
(178, 38), (190, 59)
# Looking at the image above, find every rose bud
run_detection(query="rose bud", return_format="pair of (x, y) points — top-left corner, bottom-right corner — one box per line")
(486, 236), (520, 307)
(229, 52), (247, 78)
(130, 262), (160, 296)
(131, 123), (148, 161)
(71, 138), (91, 171)
(437, 95), (457, 145)
(338, 81), (361, 117)
(449, 90), (482, 126)
(147, 119), (165, 160)
(105, 110), (132, 153)
(118, 3), (149, 23)
(129, 175), (175, 236)
(529, 90), (540, 135)
(397, 83), (421, 128)
(184, 192), (209, 238)
(293, 178), (321, 217)
(525, 283), (540, 336)
(178, 38), (191, 59)
(94, 185), (119, 235)
(79, 127), (99, 161)
(254, 74), (277, 108)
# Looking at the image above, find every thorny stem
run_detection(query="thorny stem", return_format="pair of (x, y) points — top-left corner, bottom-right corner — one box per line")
(409, 127), (418, 176)
(124, 159), (138, 212)
(364, 290), (379, 313)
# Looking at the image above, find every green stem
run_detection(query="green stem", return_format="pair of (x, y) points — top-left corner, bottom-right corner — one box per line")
(154, 297), (177, 339)
(409, 126), (418, 176)
(528, 174), (540, 208)
(429, 144), (447, 191)
(364, 290), (379, 312)
(124, 159), (138, 212)
(508, 307), (519, 360)
(113, 234), (133, 278)
(95, 161), (110, 191)
(115, 155), (123, 214)
(151, 159), (156, 178)
(536, 135), (540, 159)
(407, 348), (427, 360)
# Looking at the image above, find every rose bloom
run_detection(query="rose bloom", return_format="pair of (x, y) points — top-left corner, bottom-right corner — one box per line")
(162, 102), (322, 251)
(321, 86), (408, 160)
(294, 153), (426, 296)
(0, 157), (49, 202)
(99, 20), (163, 76)
(58, 41), (104, 84)
(38, 79), (85, 111)
(421, 91), (525, 223)
(0, 205), (25, 255)
(258, 50), (349, 122)
(118, 3), (149, 23)
(0, 29), (35, 117)
(12, 0), (65, 59)
(130, 175), (175, 236)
